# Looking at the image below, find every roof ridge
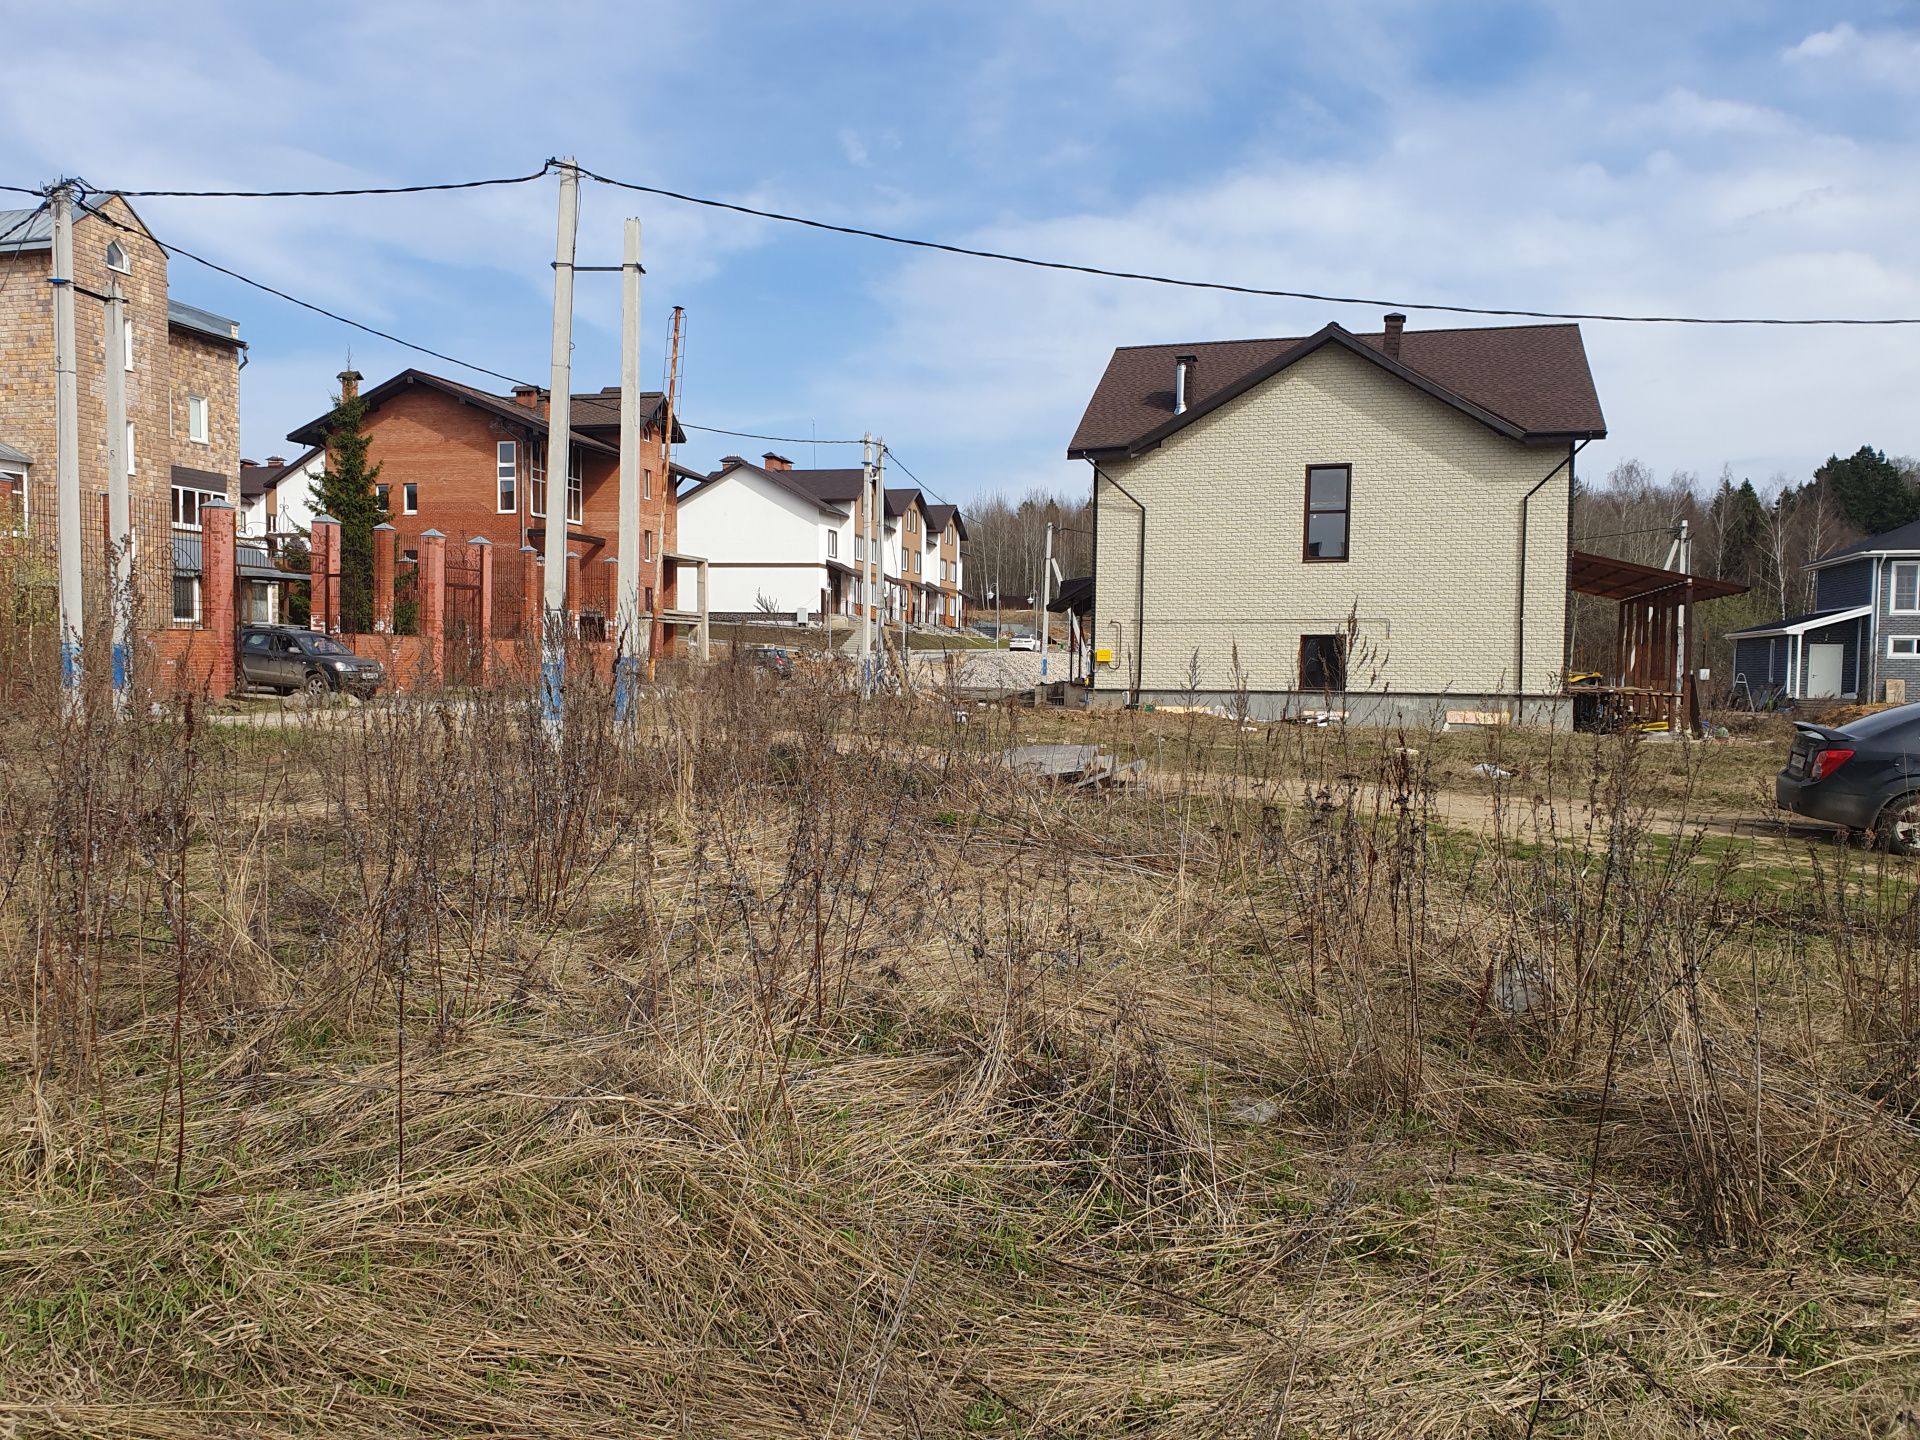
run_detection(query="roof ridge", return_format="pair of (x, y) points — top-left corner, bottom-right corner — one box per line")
(1108, 321), (1580, 353)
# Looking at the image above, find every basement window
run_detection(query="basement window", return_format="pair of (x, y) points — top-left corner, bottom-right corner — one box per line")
(1299, 634), (1347, 691)
(1303, 465), (1350, 561)
(172, 574), (200, 625)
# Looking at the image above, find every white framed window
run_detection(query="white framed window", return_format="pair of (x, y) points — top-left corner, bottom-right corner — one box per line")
(643, 529), (653, 561)
(567, 448), (582, 525)
(376, 483), (391, 510)
(0, 466), (25, 531)
(125, 422), (136, 474)
(1893, 562), (1920, 614)
(171, 484), (223, 528)
(402, 481), (418, 515)
(529, 449), (547, 517)
(643, 468), (652, 501)
(912, 551), (921, 574)
(1890, 636), (1920, 658)
(172, 574), (200, 625)
(187, 395), (208, 444)
(497, 440), (517, 512)
(106, 240), (129, 274)
(124, 322), (134, 372)
(826, 530), (838, 559)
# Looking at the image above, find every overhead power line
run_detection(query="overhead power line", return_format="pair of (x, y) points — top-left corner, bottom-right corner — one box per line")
(78, 198), (533, 387)
(74, 197), (865, 449)
(79, 167), (556, 200)
(876, 444), (958, 511)
(18, 161), (1919, 325)
(681, 420), (864, 446)
(573, 164), (1920, 327)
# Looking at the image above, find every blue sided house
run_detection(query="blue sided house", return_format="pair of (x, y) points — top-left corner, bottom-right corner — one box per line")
(1727, 519), (1920, 704)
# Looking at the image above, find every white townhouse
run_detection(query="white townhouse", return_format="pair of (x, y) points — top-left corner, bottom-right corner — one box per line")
(677, 452), (966, 627)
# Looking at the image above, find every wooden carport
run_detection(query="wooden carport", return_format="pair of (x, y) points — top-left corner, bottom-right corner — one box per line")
(1568, 550), (1747, 732)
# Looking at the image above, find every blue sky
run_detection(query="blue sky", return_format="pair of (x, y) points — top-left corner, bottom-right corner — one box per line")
(4, 1), (1917, 504)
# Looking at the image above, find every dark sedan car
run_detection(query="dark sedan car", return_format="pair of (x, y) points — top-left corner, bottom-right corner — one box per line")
(238, 626), (386, 698)
(1775, 704), (1920, 853)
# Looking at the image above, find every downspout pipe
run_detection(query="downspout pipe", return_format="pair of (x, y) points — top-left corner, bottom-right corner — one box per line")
(1090, 459), (1146, 706)
(1517, 439), (1587, 722)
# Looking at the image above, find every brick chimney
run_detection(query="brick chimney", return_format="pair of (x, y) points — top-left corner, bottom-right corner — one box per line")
(338, 369), (363, 402)
(511, 384), (545, 411)
(763, 452), (794, 471)
(266, 454), (285, 467)
(1382, 313), (1406, 360)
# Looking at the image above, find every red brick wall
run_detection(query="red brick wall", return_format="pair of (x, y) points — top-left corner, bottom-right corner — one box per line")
(352, 386), (678, 610)
(146, 627), (231, 697)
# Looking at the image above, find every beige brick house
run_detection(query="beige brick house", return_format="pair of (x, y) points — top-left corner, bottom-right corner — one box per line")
(1069, 315), (1607, 724)
(0, 194), (246, 626)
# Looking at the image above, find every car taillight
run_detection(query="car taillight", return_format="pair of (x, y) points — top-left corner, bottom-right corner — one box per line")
(1811, 747), (1855, 781)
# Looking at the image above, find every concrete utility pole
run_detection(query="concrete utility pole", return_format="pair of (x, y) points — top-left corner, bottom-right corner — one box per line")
(104, 279), (132, 712)
(540, 159), (580, 737)
(614, 216), (643, 722)
(858, 434), (874, 671)
(873, 436), (887, 691)
(1038, 519), (1053, 683)
(50, 183), (83, 707)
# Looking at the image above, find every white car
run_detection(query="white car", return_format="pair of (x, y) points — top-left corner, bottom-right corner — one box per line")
(1007, 634), (1040, 652)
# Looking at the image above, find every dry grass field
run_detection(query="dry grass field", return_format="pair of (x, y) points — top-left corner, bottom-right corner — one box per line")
(3, 654), (1918, 1437)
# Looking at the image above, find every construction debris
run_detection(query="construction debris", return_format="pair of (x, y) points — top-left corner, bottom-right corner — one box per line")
(1004, 744), (1146, 791)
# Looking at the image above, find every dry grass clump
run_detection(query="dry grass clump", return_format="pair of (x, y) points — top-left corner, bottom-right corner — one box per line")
(1, 651), (1918, 1437)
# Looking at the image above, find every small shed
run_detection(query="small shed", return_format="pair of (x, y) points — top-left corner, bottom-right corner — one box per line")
(1568, 550), (1747, 731)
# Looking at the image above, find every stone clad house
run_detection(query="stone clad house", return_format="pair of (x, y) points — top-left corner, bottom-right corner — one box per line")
(1727, 519), (1920, 704)
(1068, 315), (1608, 723)
(0, 194), (247, 629)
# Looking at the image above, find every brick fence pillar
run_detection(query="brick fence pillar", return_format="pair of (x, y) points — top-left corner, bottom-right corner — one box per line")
(309, 514), (339, 633)
(520, 545), (541, 639)
(565, 550), (582, 625)
(200, 500), (237, 697)
(473, 537), (494, 685)
(372, 522), (396, 633)
(419, 529), (446, 686)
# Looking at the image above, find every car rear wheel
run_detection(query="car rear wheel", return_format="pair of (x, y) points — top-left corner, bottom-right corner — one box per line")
(304, 670), (332, 699)
(1874, 792), (1920, 855)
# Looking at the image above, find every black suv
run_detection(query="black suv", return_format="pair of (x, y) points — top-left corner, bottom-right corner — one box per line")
(238, 626), (386, 698)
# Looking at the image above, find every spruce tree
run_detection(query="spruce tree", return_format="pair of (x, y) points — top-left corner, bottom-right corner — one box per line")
(308, 386), (386, 632)
(1815, 445), (1918, 537)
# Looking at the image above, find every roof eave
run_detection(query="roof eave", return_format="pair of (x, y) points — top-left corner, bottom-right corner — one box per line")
(1807, 548), (1920, 571)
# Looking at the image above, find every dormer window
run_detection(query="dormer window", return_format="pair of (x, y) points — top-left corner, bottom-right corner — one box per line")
(105, 240), (129, 274)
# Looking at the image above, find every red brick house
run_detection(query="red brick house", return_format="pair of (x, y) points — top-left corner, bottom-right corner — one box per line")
(286, 368), (684, 634)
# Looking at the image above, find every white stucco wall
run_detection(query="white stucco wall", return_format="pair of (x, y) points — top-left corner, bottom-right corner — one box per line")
(1091, 343), (1575, 701)
(677, 464), (837, 615)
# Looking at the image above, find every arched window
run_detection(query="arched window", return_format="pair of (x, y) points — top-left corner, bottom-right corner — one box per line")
(105, 240), (129, 274)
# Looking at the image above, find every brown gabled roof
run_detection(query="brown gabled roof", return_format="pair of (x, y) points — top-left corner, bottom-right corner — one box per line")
(922, 502), (968, 541)
(566, 386), (687, 443)
(1068, 320), (1606, 457)
(285, 369), (620, 456)
(678, 456), (858, 516)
